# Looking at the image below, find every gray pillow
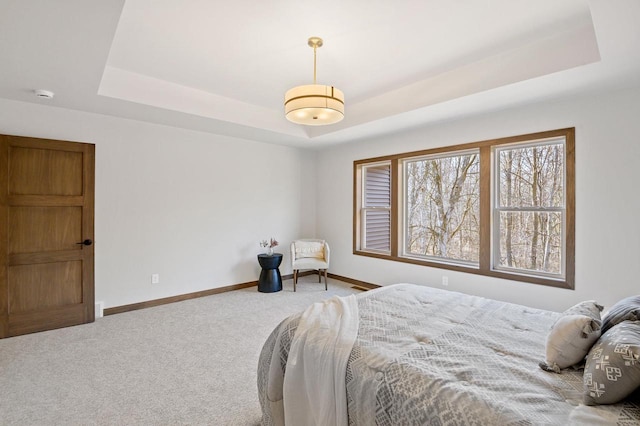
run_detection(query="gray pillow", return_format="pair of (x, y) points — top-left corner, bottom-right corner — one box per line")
(602, 295), (640, 334)
(583, 320), (640, 405)
(539, 300), (603, 373)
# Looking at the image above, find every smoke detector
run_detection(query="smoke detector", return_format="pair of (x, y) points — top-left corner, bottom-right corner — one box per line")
(34, 89), (54, 99)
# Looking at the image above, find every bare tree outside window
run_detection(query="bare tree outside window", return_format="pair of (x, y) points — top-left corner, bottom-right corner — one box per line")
(496, 142), (565, 275)
(405, 152), (480, 264)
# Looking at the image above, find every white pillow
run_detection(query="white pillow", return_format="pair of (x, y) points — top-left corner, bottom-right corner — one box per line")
(539, 300), (603, 373)
(295, 241), (325, 259)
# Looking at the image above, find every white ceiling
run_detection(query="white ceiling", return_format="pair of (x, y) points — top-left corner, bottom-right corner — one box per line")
(1, 0), (639, 147)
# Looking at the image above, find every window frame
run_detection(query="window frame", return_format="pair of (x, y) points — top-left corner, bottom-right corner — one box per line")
(359, 161), (393, 255)
(492, 139), (568, 280)
(355, 160), (393, 255)
(353, 128), (575, 289)
(401, 148), (481, 267)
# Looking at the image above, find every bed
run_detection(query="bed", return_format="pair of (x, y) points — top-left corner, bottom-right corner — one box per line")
(257, 284), (640, 425)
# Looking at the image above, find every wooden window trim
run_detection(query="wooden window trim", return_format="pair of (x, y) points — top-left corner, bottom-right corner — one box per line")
(353, 128), (575, 290)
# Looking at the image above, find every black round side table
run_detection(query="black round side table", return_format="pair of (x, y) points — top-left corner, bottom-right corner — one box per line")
(257, 253), (283, 293)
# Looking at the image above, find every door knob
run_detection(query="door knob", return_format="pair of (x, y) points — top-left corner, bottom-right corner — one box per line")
(76, 239), (93, 246)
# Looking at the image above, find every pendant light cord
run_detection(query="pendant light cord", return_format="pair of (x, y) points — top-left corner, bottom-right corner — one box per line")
(313, 45), (317, 84)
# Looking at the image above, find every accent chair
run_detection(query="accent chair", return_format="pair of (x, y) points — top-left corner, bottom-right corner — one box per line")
(290, 239), (330, 292)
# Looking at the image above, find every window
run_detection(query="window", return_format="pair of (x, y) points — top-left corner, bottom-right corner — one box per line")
(356, 162), (391, 253)
(494, 141), (566, 278)
(354, 128), (575, 289)
(404, 151), (480, 265)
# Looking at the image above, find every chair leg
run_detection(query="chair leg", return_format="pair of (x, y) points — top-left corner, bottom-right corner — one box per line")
(324, 269), (328, 290)
(293, 270), (297, 292)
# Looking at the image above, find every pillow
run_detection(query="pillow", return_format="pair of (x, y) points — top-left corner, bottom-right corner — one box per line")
(583, 320), (640, 405)
(601, 295), (640, 334)
(294, 241), (325, 259)
(539, 300), (603, 373)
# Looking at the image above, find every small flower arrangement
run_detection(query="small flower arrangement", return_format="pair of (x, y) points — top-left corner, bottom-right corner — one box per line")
(260, 237), (279, 255)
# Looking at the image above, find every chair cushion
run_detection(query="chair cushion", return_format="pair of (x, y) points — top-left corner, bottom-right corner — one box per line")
(293, 258), (328, 270)
(295, 241), (325, 259)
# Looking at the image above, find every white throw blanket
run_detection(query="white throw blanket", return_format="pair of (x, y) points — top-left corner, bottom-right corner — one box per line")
(282, 294), (359, 426)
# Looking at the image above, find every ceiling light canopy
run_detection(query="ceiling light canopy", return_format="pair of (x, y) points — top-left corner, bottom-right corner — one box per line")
(284, 37), (344, 126)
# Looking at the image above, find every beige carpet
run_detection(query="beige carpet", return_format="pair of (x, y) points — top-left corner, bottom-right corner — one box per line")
(0, 276), (360, 425)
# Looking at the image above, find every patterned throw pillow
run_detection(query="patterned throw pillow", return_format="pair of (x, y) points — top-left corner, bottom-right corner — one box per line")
(601, 295), (640, 334)
(583, 320), (640, 405)
(540, 300), (603, 373)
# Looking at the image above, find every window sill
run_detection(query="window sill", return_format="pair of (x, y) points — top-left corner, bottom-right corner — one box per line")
(353, 250), (574, 290)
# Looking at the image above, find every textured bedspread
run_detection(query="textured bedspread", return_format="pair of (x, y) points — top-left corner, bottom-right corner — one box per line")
(258, 284), (640, 425)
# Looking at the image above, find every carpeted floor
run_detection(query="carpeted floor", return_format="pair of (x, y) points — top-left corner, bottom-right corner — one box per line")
(0, 276), (360, 425)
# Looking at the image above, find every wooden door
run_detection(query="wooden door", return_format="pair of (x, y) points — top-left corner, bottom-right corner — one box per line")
(0, 135), (95, 338)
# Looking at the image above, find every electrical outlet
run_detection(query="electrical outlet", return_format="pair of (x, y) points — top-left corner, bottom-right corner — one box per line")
(151, 274), (160, 284)
(95, 301), (104, 318)
(442, 276), (449, 286)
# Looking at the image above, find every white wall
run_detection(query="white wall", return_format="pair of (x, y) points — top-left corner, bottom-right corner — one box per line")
(2, 87), (638, 313)
(316, 86), (640, 312)
(0, 98), (316, 308)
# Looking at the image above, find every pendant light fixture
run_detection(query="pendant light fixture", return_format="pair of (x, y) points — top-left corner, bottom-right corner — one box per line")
(284, 37), (344, 126)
